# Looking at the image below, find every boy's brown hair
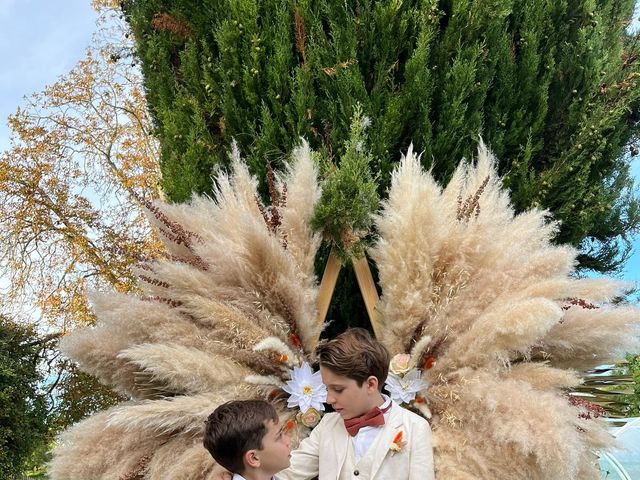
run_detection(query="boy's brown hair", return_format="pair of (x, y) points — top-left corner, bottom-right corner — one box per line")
(316, 327), (389, 389)
(203, 399), (278, 474)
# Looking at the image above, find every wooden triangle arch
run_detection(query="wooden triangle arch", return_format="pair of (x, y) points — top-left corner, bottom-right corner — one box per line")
(314, 247), (381, 342)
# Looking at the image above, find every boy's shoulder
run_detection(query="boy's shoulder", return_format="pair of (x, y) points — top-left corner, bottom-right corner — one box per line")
(316, 411), (342, 429)
(394, 403), (430, 426)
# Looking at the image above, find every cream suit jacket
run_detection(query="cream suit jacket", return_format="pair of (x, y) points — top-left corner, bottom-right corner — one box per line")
(277, 402), (435, 480)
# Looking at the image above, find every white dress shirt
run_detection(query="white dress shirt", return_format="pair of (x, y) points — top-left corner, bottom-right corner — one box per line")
(351, 395), (392, 463)
(232, 474), (277, 480)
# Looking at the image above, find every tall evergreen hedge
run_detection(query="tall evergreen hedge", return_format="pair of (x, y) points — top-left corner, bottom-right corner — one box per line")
(122, 0), (640, 278)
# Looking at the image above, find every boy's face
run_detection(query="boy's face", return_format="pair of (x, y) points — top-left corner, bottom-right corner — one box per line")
(320, 366), (379, 420)
(250, 419), (291, 475)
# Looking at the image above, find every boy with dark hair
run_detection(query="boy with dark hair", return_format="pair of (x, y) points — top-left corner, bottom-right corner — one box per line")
(204, 399), (292, 480)
(278, 328), (435, 480)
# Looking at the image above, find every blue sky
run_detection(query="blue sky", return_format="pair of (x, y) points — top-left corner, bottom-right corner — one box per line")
(0, 1), (638, 289)
(0, 0), (97, 152)
(625, 159), (640, 285)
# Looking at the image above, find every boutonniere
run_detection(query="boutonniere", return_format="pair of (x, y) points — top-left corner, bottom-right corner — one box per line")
(389, 431), (407, 454)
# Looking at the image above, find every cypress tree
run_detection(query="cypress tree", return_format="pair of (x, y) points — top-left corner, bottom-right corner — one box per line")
(121, 0), (640, 325)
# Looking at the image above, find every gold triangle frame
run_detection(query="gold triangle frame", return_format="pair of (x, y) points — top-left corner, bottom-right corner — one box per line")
(314, 247), (381, 343)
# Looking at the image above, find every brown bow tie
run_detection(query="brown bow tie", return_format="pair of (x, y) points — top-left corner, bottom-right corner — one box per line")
(343, 403), (392, 436)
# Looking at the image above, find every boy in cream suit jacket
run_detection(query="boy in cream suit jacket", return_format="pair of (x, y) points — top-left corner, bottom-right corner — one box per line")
(277, 328), (435, 480)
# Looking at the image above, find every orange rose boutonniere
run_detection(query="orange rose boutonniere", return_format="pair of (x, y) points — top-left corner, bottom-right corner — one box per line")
(389, 431), (407, 455)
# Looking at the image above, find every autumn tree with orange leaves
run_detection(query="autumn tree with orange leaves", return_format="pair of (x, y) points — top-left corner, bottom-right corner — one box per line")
(0, 3), (161, 430)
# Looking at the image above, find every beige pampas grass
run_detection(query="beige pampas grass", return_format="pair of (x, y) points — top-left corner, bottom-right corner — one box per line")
(60, 293), (187, 397)
(106, 388), (253, 435)
(276, 141), (323, 351)
(48, 410), (168, 480)
(253, 336), (299, 366)
(52, 138), (638, 480)
(371, 140), (640, 479)
(539, 306), (640, 370)
(51, 143), (322, 479)
(504, 362), (581, 391)
(245, 374), (287, 388)
(409, 334), (432, 366)
(118, 343), (251, 394)
(144, 435), (228, 480)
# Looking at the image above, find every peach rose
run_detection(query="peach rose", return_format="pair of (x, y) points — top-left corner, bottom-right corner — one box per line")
(298, 407), (322, 428)
(389, 353), (412, 375)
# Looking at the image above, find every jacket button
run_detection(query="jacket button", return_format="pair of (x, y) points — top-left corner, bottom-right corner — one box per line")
(354, 470), (359, 476)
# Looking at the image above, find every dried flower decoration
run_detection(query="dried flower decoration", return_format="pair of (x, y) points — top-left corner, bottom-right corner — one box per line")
(137, 275), (170, 289)
(296, 407), (322, 427)
(255, 161), (287, 248)
(456, 175), (489, 221)
(386, 353), (429, 404)
(289, 333), (301, 349)
(422, 356), (436, 370)
(129, 189), (209, 271)
(385, 369), (429, 405)
(566, 395), (608, 419)
(561, 298), (599, 311)
(283, 362), (327, 413)
(389, 431), (407, 454)
(389, 353), (413, 375)
(118, 454), (151, 480)
(252, 337), (297, 367)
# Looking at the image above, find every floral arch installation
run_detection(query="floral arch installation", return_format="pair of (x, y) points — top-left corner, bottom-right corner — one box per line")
(315, 247), (383, 339)
(49, 141), (640, 480)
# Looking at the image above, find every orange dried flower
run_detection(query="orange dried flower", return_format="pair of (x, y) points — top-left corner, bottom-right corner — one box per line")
(423, 356), (436, 369)
(390, 430), (406, 454)
(268, 389), (280, 401)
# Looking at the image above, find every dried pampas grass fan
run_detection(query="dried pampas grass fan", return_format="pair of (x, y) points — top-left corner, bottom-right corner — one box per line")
(49, 140), (639, 480)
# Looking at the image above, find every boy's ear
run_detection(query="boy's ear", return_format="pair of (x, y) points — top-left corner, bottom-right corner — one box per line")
(366, 375), (379, 392)
(244, 449), (261, 469)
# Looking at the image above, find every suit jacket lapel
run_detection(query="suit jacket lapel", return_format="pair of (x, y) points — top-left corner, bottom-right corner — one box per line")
(328, 418), (349, 479)
(368, 403), (403, 479)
